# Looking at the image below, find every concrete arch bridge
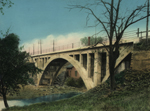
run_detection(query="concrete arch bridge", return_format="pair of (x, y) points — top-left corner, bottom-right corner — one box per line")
(29, 42), (133, 90)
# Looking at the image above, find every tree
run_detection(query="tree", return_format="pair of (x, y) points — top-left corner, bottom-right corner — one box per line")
(0, 0), (13, 15)
(80, 36), (103, 46)
(0, 0), (14, 37)
(68, 0), (150, 91)
(0, 33), (41, 108)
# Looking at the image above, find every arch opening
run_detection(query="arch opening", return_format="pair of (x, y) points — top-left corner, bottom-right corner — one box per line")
(39, 58), (67, 85)
(39, 58), (86, 89)
(38, 55), (94, 90)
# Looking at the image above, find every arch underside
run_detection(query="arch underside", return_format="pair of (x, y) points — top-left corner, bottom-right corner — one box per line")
(39, 59), (68, 85)
(39, 54), (94, 90)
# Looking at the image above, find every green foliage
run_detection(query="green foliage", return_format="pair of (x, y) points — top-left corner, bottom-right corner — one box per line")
(65, 77), (85, 88)
(27, 78), (35, 85)
(0, 0), (14, 15)
(115, 71), (126, 85)
(106, 69), (150, 91)
(65, 77), (76, 87)
(80, 36), (103, 46)
(134, 39), (150, 50)
(75, 77), (85, 88)
(124, 69), (150, 90)
(0, 33), (41, 100)
(106, 70), (126, 86)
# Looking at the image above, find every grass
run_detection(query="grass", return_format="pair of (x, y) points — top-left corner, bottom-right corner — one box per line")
(3, 85), (86, 100)
(2, 82), (150, 111)
(2, 69), (150, 111)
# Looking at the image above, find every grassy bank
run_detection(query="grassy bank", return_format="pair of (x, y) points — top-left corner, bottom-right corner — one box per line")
(2, 83), (150, 111)
(0, 85), (86, 100)
(2, 70), (150, 111)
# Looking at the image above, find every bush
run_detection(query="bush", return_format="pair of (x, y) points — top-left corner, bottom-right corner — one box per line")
(106, 70), (126, 87)
(124, 69), (150, 90)
(65, 77), (85, 88)
(76, 77), (85, 88)
(134, 40), (150, 51)
(105, 69), (150, 91)
(65, 77), (76, 87)
(28, 78), (35, 85)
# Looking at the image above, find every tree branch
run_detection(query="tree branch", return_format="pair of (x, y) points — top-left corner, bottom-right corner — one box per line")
(68, 5), (110, 38)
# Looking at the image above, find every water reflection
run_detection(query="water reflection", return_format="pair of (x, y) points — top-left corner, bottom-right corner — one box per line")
(0, 92), (81, 110)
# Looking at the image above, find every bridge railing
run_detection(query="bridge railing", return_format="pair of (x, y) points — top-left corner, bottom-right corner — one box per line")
(30, 41), (84, 55)
(28, 29), (149, 55)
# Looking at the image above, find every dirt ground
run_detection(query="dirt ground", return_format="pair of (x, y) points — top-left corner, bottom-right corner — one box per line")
(0, 85), (87, 100)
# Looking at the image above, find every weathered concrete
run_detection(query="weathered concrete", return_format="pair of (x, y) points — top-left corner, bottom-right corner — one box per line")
(131, 51), (150, 70)
(29, 42), (133, 90)
(94, 51), (101, 86)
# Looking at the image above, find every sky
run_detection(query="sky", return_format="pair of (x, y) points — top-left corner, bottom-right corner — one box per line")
(0, 0), (149, 53)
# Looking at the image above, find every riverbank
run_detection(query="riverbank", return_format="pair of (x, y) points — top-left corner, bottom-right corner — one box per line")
(2, 82), (150, 111)
(2, 69), (150, 111)
(0, 85), (87, 100)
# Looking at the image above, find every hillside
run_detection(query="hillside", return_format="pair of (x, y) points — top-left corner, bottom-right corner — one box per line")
(2, 69), (150, 111)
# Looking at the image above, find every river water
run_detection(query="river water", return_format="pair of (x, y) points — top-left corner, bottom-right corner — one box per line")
(0, 92), (81, 111)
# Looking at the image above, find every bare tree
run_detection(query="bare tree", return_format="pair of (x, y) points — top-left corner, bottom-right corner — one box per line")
(68, 0), (149, 91)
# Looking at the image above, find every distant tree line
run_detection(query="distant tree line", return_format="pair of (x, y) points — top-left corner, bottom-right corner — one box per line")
(80, 36), (103, 46)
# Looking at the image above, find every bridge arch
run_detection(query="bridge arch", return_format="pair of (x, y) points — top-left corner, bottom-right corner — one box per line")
(39, 54), (94, 90)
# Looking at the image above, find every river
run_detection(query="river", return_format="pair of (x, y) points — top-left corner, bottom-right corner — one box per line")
(0, 92), (82, 111)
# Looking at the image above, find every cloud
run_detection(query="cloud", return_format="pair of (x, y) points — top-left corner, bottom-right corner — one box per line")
(21, 32), (88, 54)
(21, 30), (140, 55)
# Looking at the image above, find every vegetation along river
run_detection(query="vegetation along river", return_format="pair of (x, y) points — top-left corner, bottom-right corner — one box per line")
(0, 85), (86, 110)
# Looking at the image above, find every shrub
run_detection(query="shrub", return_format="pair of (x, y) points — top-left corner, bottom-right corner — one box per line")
(134, 39), (150, 51)
(76, 77), (85, 88)
(106, 70), (126, 87)
(124, 69), (150, 90)
(28, 78), (35, 85)
(65, 77), (85, 88)
(105, 69), (150, 91)
(65, 77), (76, 87)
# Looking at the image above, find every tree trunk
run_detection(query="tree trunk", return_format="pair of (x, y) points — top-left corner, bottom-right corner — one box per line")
(1, 81), (9, 108)
(110, 67), (115, 91)
(2, 92), (9, 108)
(109, 47), (117, 92)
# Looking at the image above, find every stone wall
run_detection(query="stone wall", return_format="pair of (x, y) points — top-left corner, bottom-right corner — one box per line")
(131, 51), (150, 70)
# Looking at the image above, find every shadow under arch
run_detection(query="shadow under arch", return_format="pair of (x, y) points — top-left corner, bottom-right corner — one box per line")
(39, 54), (94, 90)
(39, 58), (68, 85)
